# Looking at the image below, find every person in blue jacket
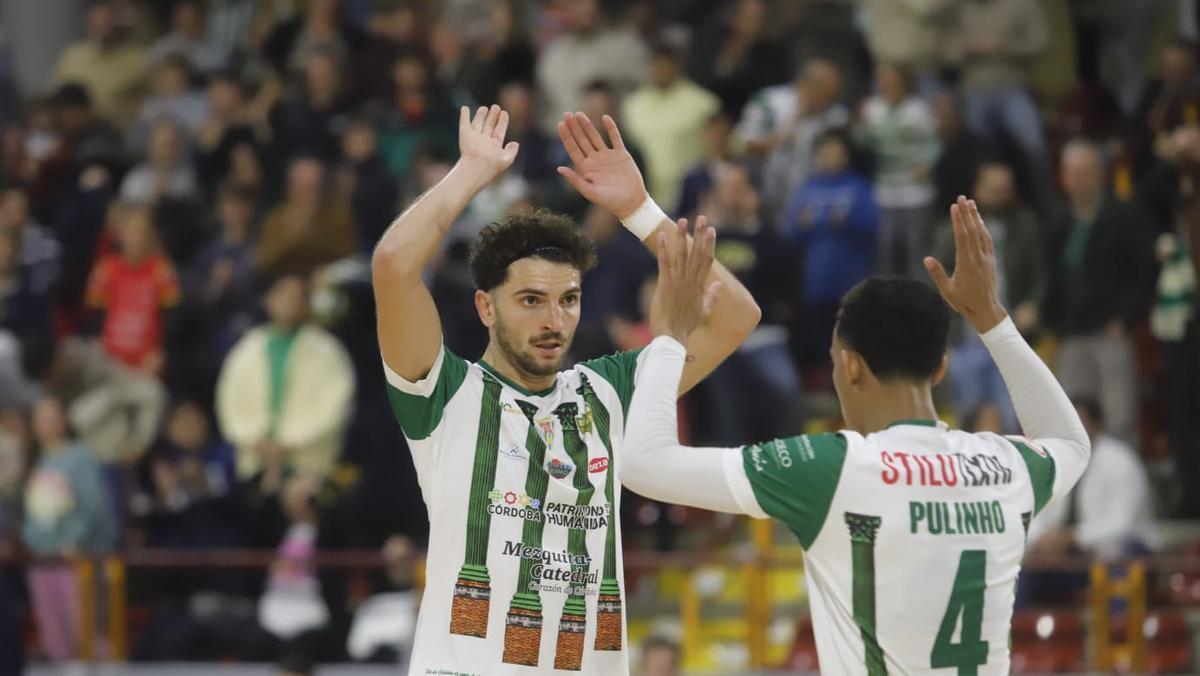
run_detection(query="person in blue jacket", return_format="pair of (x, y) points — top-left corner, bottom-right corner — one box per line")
(783, 128), (880, 373)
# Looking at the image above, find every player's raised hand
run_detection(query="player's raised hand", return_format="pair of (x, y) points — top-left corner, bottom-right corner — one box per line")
(556, 112), (648, 218)
(924, 196), (1008, 334)
(650, 216), (723, 345)
(457, 105), (519, 182)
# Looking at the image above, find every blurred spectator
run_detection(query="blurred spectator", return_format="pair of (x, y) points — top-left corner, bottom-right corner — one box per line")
(932, 92), (988, 212)
(257, 157), (357, 278)
(742, 58), (850, 218)
(22, 331), (166, 465)
(194, 71), (256, 190)
(208, 0), (260, 59)
(128, 54), (209, 153)
(687, 0), (788, 117)
(216, 274), (354, 482)
(1159, 125), (1200, 516)
(186, 183), (260, 361)
(0, 186), (61, 297)
(23, 395), (117, 662)
(699, 162), (800, 444)
(947, 0), (1052, 211)
(0, 229), (53, 336)
(262, 0), (364, 85)
(1027, 399), (1158, 560)
(373, 48), (459, 178)
(45, 83), (124, 186)
(357, 2), (423, 103)
(120, 119), (201, 205)
(783, 129), (878, 369)
(537, 0), (649, 131)
(456, 0), (537, 106)
(1069, 1), (1165, 117)
(1045, 140), (1155, 445)
(346, 534), (417, 663)
(85, 204), (182, 374)
(149, 0), (230, 73)
(675, 112), (735, 220)
(338, 118), (399, 255)
(133, 400), (237, 548)
(622, 41), (720, 209)
(934, 161), (1045, 433)
(860, 0), (956, 96)
(574, 205), (654, 360)
(53, 0), (149, 128)
(258, 475), (328, 664)
(495, 82), (560, 198)
(271, 48), (354, 164)
(1131, 37), (1200, 174)
(858, 62), (940, 278)
(639, 635), (682, 676)
(0, 405), (32, 519)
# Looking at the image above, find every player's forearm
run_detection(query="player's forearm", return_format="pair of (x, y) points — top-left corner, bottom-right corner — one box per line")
(980, 316), (1090, 454)
(371, 160), (493, 277)
(621, 336), (751, 514)
(643, 218), (762, 336)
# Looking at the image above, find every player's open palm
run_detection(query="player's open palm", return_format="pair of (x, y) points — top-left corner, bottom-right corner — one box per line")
(924, 196), (1008, 333)
(557, 112), (648, 218)
(458, 105), (519, 178)
(650, 217), (722, 344)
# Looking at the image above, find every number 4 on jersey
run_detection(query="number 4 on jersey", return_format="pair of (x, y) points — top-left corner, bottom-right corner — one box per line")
(931, 550), (989, 675)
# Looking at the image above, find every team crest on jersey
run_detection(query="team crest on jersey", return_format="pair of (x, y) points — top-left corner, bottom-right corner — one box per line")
(546, 458), (574, 479)
(536, 417), (555, 446)
(576, 404), (594, 435)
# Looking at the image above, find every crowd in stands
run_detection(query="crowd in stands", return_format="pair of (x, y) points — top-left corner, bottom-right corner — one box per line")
(0, 0), (1196, 668)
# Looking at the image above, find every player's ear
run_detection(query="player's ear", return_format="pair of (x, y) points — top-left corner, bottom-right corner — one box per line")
(841, 348), (863, 386)
(475, 289), (496, 328)
(931, 353), (949, 387)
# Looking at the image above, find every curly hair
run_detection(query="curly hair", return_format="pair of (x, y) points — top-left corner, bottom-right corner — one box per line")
(469, 209), (598, 291)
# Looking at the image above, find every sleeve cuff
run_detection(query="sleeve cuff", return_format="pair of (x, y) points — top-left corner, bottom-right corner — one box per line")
(979, 315), (1019, 347)
(723, 450), (770, 519)
(383, 346), (444, 396)
(647, 334), (687, 358)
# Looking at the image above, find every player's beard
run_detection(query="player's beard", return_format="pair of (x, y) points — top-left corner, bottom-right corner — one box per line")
(495, 316), (570, 378)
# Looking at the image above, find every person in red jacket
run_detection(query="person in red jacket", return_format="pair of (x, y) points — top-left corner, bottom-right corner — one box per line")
(85, 204), (181, 376)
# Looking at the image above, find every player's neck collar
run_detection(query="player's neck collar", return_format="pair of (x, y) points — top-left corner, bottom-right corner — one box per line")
(885, 418), (947, 430)
(477, 359), (558, 398)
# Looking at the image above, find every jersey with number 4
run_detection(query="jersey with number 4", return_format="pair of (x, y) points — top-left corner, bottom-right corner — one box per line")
(725, 419), (1085, 675)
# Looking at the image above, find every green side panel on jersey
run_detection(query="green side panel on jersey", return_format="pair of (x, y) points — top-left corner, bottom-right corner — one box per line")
(743, 433), (848, 549)
(462, 377), (504, 567)
(385, 346), (470, 441)
(845, 513), (886, 676)
(511, 400), (551, 608)
(1009, 438), (1057, 516)
(576, 375), (620, 586)
(579, 349), (642, 423)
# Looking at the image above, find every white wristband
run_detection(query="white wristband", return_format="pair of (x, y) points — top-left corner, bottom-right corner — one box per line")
(620, 195), (669, 240)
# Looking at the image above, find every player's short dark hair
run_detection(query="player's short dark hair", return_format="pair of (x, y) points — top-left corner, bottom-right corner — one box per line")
(835, 277), (951, 381)
(469, 209), (598, 291)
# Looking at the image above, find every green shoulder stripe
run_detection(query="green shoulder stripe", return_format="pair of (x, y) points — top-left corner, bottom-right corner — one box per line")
(579, 349), (643, 423)
(743, 433), (848, 549)
(1009, 437), (1056, 516)
(386, 346), (469, 440)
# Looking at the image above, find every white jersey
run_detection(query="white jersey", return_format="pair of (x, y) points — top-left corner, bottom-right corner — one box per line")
(725, 419), (1087, 675)
(385, 345), (643, 675)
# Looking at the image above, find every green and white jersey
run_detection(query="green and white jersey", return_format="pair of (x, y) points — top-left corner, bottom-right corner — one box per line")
(386, 345), (644, 676)
(726, 420), (1082, 676)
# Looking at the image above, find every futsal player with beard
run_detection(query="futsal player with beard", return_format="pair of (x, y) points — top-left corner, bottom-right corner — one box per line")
(372, 104), (760, 674)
